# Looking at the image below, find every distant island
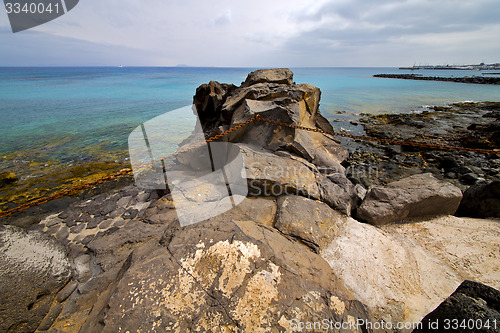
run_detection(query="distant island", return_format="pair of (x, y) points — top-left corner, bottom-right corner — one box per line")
(399, 62), (500, 70)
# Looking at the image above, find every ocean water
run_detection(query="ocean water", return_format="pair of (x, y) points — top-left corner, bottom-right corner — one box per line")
(1, 66), (499, 162)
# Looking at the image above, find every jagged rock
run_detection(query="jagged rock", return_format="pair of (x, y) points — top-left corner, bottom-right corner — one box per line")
(290, 129), (348, 172)
(275, 195), (348, 252)
(193, 81), (237, 128)
(0, 225), (73, 332)
(191, 68), (348, 172)
(413, 280), (500, 333)
(224, 82), (322, 118)
(205, 196), (277, 227)
(456, 180), (500, 218)
(356, 173), (463, 225)
(225, 81), (347, 170)
(320, 213), (500, 329)
(354, 184), (367, 205)
(241, 68), (294, 87)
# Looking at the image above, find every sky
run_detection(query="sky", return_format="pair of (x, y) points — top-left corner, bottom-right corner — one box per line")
(1, 0), (499, 67)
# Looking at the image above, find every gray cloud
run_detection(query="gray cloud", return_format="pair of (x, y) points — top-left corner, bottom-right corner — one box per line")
(1, 0), (499, 66)
(282, 0), (500, 65)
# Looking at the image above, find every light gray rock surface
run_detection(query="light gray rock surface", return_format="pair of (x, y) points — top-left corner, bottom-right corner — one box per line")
(0, 225), (73, 332)
(92, 218), (371, 332)
(356, 173), (463, 225)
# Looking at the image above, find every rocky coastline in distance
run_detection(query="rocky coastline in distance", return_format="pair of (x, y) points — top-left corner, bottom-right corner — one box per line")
(374, 73), (500, 85)
(1, 68), (499, 332)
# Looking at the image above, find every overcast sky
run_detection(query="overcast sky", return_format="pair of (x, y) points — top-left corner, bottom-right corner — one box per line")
(1, 0), (499, 67)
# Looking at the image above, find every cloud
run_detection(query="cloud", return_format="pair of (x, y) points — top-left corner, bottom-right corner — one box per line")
(281, 0), (500, 66)
(213, 9), (232, 26)
(1, 0), (499, 66)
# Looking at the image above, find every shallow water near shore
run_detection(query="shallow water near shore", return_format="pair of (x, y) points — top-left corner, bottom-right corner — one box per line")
(2, 67), (500, 158)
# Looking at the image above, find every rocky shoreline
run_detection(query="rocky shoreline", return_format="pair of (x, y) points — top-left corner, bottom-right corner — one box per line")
(345, 101), (500, 190)
(1, 69), (499, 332)
(374, 73), (500, 85)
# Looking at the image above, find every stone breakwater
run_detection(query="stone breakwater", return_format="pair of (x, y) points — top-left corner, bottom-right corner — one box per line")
(1, 69), (499, 332)
(374, 73), (500, 84)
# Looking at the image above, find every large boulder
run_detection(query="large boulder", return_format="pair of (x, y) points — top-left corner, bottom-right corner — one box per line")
(413, 280), (500, 333)
(238, 144), (359, 214)
(193, 68), (349, 172)
(239, 144), (322, 200)
(456, 180), (500, 218)
(275, 195), (348, 253)
(242, 68), (294, 87)
(0, 225), (73, 332)
(356, 173), (463, 225)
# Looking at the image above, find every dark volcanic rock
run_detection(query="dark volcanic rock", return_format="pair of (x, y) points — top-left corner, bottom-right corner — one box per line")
(356, 101), (500, 189)
(459, 172), (481, 185)
(413, 280), (500, 333)
(86, 219), (167, 272)
(456, 180), (500, 218)
(190, 68), (349, 172)
(242, 68), (294, 87)
(194, 80), (237, 129)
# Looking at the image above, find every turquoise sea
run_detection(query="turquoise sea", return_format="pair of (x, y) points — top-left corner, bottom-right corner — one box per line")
(1, 67), (499, 162)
